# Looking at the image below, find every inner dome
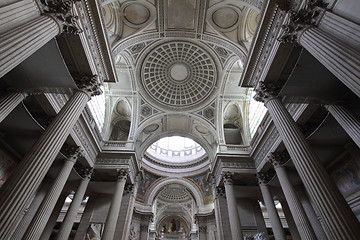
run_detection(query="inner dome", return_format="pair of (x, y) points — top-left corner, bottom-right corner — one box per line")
(146, 136), (206, 163)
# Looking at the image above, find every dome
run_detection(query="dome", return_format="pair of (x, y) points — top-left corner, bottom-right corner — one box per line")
(140, 41), (217, 110)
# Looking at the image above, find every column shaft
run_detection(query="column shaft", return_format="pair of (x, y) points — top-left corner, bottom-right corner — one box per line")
(10, 179), (50, 240)
(22, 158), (75, 240)
(55, 173), (91, 240)
(0, 92), (27, 123)
(0, 15), (60, 78)
(102, 175), (127, 240)
(319, 11), (360, 51)
(40, 194), (68, 240)
(275, 166), (316, 239)
(139, 225), (149, 240)
(297, 187), (328, 240)
(259, 183), (286, 240)
(299, 27), (360, 97)
(223, 181), (243, 240)
(280, 200), (301, 240)
(0, 90), (90, 239)
(326, 104), (360, 148)
(122, 185), (138, 240)
(266, 97), (360, 239)
(0, 0), (39, 34)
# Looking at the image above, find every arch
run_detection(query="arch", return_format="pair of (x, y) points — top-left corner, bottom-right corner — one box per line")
(146, 177), (204, 207)
(134, 113), (219, 159)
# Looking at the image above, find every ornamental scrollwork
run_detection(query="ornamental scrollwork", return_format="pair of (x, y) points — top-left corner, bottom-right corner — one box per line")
(40, 0), (82, 35)
(279, 0), (328, 44)
(74, 75), (103, 97)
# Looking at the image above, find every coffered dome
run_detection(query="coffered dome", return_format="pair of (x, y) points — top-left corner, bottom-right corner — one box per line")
(140, 41), (217, 110)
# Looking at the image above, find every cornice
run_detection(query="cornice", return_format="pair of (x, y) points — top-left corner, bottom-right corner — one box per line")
(75, 0), (116, 82)
(241, 1), (287, 87)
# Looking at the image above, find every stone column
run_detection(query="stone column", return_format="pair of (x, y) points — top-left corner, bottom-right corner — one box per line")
(212, 183), (232, 240)
(0, 92), (27, 123)
(0, 0), (39, 35)
(10, 179), (51, 240)
(102, 169), (128, 240)
(318, 11), (360, 51)
(257, 173), (286, 240)
(139, 225), (149, 240)
(74, 194), (97, 240)
(254, 81), (360, 240)
(297, 187), (328, 240)
(0, 0), (81, 78)
(300, 27), (360, 97)
(122, 183), (138, 240)
(40, 193), (68, 240)
(222, 172), (243, 240)
(269, 152), (316, 239)
(55, 168), (93, 240)
(279, 200), (301, 240)
(0, 76), (101, 239)
(22, 147), (82, 240)
(198, 226), (207, 240)
(325, 103), (360, 148)
(279, 2), (360, 98)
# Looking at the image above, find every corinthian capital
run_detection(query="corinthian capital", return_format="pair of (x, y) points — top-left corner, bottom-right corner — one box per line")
(74, 75), (103, 97)
(278, 0), (328, 44)
(268, 152), (289, 168)
(257, 172), (270, 185)
(222, 172), (234, 185)
(116, 169), (128, 181)
(253, 81), (280, 103)
(80, 168), (94, 180)
(40, 0), (82, 35)
(64, 146), (83, 163)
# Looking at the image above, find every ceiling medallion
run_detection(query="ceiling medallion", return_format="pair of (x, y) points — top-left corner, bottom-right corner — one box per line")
(141, 41), (217, 110)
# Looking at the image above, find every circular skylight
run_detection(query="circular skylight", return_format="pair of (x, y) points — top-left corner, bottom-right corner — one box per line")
(146, 136), (206, 163)
(141, 41), (217, 109)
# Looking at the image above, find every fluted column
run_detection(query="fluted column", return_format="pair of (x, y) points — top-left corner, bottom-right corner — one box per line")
(318, 11), (360, 51)
(212, 185), (230, 240)
(279, 2), (360, 97)
(40, 193), (68, 240)
(297, 187), (328, 240)
(299, 27), (360, 97)
(325, 103), (360, 148)
(0, 76), (102, 239)
(269, 152), (316, 239)
(257, 174), (286, 240)
(0, 0), (81, 78)
(254, 82), (360, 240)
(0, 0), (39, 34)
(10, 179), (51, 240)
(222, 172), (243, 240)
(55, 168), (93, 240)
(280, 200), (301, 240)
(198, 226), (207, 240)
(23, 147), (83, 240)
(122, 183), (138, 240)
(139, 224), (149, 240)
(0, 92), (27, 123)
(102, 169), (128, 240)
